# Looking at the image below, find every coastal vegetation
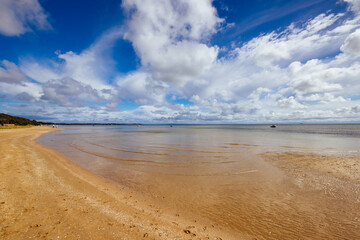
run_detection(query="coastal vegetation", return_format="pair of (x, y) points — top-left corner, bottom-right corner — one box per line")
(0, 113), (52, 128)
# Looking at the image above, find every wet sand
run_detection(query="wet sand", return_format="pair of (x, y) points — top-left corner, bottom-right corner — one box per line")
(262, 152), (360, 239)
(0, 127), (233, 240)
(1, 127), (360, 239)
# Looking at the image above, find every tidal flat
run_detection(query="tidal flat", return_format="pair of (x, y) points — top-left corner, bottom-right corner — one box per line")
(36, 124), (360, 239)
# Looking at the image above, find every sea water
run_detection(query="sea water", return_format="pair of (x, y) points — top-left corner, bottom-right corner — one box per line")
(37, 124), (360, 239)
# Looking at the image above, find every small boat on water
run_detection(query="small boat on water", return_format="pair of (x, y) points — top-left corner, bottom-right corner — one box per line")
(270, 125), (276, 128)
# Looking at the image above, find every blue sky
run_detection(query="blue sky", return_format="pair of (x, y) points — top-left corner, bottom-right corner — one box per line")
(1, 0), (360, 123)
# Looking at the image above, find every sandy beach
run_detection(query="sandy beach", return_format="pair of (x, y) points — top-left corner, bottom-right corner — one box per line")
(1, 126), (359, 240)
(0, 127), (232, 240)
(2, 0), (360, 239)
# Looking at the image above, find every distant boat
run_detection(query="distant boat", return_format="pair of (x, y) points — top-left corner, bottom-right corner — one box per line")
(270, 125), (276, 128)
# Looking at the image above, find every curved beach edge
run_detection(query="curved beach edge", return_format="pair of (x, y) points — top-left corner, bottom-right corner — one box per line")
(0, 127), (240, 240)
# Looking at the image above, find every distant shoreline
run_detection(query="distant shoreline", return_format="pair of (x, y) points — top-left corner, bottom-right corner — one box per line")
(55, 122), (360, 125)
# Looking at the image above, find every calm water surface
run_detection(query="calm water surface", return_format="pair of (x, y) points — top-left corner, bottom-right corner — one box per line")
(38, 124), (360, 239)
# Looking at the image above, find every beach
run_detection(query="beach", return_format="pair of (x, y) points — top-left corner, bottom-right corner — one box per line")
(1, 126), (359, 239)
(0, 127), (233, 240)
(3, 0), (360, 239)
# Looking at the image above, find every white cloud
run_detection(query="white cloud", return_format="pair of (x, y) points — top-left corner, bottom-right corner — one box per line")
(278, 96), (307, 109)
(14, 29), (124, 106)
(0, 59), (43, 100)
(233, 13), (349, 68)
(0, 81), (42, 99)
(174, 5), (360, 122)
(21, 28), (122, 88)
(20, 60), (61, 83)
(3, 0), (360, 123)
(344, 0), (360, 13)
(122, 0), (222, 85)
(57, 51), (105, 88)
(168, 8), (360, 112)
(40, 77), (107, 106)
(341, 28), (360, 54)
(0, 60), (27, 84)
(105, 102), (118, 109)
(0, 0), (51, 36)
(116, 71), (168, 105)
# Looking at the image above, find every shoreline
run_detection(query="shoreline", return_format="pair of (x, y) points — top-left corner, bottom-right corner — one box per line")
(0, 127), (235, 239)
(1, 126), (359, 239)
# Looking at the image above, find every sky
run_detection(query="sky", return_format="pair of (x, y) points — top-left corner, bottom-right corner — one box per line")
(1, 0), (360, 123)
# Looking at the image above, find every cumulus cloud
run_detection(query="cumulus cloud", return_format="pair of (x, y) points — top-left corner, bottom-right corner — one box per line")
(0, 59), (44, 101)
(0, 81), (42, 100)
(341, 28), (360, 54)
(121, 0), (222, 85)
(15, 92), (35, 102)
(40, 77), (107, 106)
(344, 0), (360, 13)
(3, 0), (360, 123)
(166, 4), (360, 123)
(116, 71), (168, 105)
(170, 8), (360, 110)
(0, 0), (51, 36)
(0, 30), (123, 110)
(278, 96), (307, 109)
(0, 60), (27, 84)
(13, 29), (124, 107)
(289, 61), (343, 94)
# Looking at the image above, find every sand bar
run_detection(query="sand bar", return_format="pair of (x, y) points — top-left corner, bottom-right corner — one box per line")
(0, 127), (233, 240)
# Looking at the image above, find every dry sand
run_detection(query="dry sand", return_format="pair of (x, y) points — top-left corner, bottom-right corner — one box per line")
(0, 127), (231, 240)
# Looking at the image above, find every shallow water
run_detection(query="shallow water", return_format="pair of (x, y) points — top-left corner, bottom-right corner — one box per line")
(38, 124), (360, 239)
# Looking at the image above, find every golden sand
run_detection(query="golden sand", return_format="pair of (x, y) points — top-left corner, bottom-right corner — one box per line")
(0, 127), (231, 240)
